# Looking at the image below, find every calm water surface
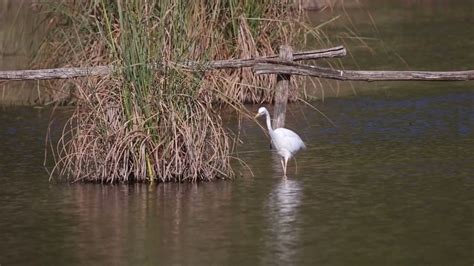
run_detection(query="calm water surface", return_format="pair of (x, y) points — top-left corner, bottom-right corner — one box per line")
(1, 1), (473, 265)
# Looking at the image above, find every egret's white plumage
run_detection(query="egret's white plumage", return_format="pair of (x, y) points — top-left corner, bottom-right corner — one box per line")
(255, 107), (305, 177)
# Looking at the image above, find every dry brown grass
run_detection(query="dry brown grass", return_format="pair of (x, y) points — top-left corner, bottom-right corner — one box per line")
(40, 0), (306, 183)
(52, 75), (231, 183)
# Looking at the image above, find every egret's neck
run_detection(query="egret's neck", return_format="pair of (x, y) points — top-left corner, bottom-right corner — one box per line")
(265, 112), (273, 133)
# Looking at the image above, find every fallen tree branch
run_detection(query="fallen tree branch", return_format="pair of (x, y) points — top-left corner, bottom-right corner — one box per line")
(180, 45), (346, 69)
(0, 46), (346, 81)
(0, 66), (112, 81)
(3, 45), (473, 82)
(253, 62), (474, 81)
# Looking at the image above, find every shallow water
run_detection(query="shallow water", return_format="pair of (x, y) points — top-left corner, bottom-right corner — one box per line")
(1, 1), (473, 265)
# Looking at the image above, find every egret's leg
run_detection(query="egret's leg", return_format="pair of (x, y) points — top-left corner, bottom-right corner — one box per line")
(283, 157), (288, 178)
(280, 159), (285, 174)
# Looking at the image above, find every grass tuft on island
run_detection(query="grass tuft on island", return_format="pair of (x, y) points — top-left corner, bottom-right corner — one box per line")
(41, 0), (314, 182)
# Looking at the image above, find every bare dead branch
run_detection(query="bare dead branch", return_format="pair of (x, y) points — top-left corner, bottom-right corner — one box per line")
(0, 46), (346, 81)
(253, 62), (474, 81)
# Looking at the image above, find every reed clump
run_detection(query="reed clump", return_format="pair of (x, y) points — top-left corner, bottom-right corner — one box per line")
(42, 0), (305, 182)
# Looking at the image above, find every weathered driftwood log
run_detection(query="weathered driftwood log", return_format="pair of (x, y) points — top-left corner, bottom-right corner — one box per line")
(181, 45), (346, 69)
(2, 44), (473, 82)
(0, 66), (112, 81)
(0, 46), (346, 81)
(254, 62), (474, 81)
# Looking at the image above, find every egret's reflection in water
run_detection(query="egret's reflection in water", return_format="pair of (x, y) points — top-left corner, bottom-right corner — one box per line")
(263, 158), (304, 264)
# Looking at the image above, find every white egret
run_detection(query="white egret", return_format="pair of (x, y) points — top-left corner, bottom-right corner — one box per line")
(255, 107), (306, 177)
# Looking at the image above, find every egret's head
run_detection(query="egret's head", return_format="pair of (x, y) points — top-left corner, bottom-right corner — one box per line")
(255, 107), (268, 118)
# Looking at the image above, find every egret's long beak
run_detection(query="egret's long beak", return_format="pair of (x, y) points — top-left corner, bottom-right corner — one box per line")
(254, 113), (261, 119)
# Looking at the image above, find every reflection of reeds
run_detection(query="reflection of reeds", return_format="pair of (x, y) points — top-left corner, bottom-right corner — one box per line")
(43, 0), (303, 182)
(68, 181), (234, 264)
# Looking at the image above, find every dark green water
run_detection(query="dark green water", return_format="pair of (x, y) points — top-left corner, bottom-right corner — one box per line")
(1, 1), (473, 265)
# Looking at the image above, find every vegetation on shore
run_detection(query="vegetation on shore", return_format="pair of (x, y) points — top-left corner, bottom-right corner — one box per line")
(42, 0), (305, 182)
